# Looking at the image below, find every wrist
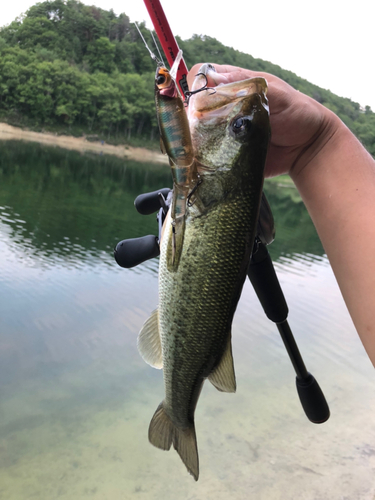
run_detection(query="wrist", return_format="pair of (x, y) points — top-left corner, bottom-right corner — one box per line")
(290, 100), (344, 181)
(288, 105), (375, 364)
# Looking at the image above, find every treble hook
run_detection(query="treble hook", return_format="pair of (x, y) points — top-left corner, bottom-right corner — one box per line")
(187, 175), (203, 207)
(184, 73), (216, 105)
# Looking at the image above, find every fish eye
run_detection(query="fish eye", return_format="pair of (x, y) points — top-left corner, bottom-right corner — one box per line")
(233, 118), (245, 129)
(229, 114), (254, 142)
(230, 115), (253, 140)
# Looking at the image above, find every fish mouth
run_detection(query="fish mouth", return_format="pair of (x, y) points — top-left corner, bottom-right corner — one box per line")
(187, 64), (270, 173)
(188, 64), (268, 121)
(187, 66), (270, 172)
(193, 63), (267, 90)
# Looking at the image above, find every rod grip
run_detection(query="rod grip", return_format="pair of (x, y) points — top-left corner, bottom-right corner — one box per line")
(296, 374), (330, 423)
(248, 242), (288, 323)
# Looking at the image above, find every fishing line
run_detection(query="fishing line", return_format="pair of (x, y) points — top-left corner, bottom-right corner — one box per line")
(150, 30), (165, 67)
(134, 22), (164, 66)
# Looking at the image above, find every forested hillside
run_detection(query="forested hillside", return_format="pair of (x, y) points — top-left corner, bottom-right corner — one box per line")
(0, 0), (374, 155)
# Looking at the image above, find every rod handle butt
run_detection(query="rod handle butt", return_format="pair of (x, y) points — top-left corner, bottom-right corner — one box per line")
(296, 373), (330, 424)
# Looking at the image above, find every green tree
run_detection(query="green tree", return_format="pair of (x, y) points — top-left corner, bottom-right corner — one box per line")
(85, 37), (116, 73)
(15, 16), (59, 50)
(0, 0), (374, 154)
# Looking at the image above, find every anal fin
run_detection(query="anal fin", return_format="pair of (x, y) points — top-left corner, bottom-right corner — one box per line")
(137, 309), (162, 369)
(208, 334), (236, 393)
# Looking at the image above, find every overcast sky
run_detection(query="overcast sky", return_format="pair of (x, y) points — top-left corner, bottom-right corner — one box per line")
(2, 0), (375, 110)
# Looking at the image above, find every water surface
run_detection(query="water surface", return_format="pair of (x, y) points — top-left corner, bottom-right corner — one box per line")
(0, 141), (374, 500)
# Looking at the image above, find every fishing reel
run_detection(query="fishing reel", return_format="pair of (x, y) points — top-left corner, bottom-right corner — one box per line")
(114, 188), (274, 268)
(114, 189), (330, 424)
(114, 188), (171, 268)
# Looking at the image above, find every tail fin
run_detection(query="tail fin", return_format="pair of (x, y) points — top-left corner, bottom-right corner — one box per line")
(148, 402), (199, 481)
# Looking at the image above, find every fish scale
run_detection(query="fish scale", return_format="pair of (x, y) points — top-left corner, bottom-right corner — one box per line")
(159, 192), (260, 390)
(159, 172), (261, 441)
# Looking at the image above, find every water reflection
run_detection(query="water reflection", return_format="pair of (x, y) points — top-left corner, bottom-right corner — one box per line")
(263, 179), (325, 261)
(0, 141), (171, 270)
(0, 141), (374, 500)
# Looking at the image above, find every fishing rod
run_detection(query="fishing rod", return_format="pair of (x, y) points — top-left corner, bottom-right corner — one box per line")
(116, 0), (330, 424)
(143, 0), (189, 98)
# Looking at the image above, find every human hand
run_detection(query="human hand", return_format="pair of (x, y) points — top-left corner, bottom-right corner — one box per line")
(188, 64), (375, 367)
(187, 64), (340, 178)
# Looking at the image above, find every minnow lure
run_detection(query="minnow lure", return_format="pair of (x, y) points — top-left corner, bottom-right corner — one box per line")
(155, 52), (200, 267)
(135, 24), (199, 267)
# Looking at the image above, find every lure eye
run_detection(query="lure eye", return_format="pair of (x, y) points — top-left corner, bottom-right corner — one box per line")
(157, 74), (166, 85)
(156, 68), (172, 89)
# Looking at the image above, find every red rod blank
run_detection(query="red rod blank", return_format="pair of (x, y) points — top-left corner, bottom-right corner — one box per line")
(143, 0), (189, 97)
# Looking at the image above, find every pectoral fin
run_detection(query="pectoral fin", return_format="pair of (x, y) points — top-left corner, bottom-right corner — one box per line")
(208, 334), (236, 393)
(137, 309), (163, 369)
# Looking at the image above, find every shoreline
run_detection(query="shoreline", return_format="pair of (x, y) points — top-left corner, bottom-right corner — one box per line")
(0, 122), (167, 165)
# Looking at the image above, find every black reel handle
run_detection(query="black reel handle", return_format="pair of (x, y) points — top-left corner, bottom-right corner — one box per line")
(114, 235), (160, 268)
(134, 188), (171, 215)
(114, 189), (172, 268)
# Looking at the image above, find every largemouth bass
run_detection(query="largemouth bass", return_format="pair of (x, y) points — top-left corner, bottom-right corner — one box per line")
(138, 69), (270, 480)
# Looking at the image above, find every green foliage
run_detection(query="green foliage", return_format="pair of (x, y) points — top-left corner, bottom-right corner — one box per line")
(0, 44), (156, 138)
(0, 1), (374, 155)
(85, 37), (116, 73)
(263, 178), (325, 260)
(352, 112), (375, 156)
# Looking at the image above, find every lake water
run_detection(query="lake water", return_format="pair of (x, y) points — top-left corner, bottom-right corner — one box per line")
(0, 140), (374, 500)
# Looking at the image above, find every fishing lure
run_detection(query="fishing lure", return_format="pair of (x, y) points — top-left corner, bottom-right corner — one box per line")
(135, 24), (200, 266)
(155, 52), (199, 267)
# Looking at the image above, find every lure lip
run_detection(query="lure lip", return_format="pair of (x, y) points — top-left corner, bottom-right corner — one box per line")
(155, 50), (184, 99)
